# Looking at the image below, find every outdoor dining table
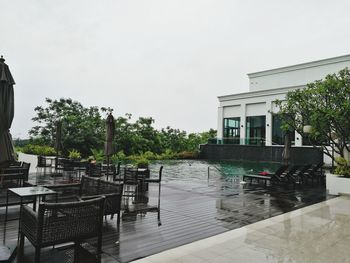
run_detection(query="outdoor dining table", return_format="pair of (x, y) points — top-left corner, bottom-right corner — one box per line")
(5, 186), (57, 223)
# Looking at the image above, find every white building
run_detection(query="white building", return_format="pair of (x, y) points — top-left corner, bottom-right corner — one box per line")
(217, 54), (350, 149)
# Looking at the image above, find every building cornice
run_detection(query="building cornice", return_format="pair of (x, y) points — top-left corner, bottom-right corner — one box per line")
(218, 85), (304, 102)
(247, 54), (350, 78)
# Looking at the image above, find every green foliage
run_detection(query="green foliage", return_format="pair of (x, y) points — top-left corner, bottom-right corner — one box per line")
(13, 138), (30, 147)
(68, 149), (81, 160)
(29, 97), (217, 160)
(22, 144), (56, 156)
(275, 68), (350, 164)
(30, 98), (106, 157)
(134, 157), (150, 168)
(90, 149), (104, 162)
(334, 157), (350, 177)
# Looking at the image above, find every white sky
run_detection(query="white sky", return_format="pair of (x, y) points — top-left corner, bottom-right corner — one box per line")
(2, 0), (350, 138)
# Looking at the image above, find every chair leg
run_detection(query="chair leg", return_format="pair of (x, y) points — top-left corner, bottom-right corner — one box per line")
(18, 233), (25, 260)
(35, 247), (41, 263)
(97, 233), (102, 255)
(117, 212), (120, 226)
(74, 242), (80, 262)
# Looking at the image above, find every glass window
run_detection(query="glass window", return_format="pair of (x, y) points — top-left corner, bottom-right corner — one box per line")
(272, 114), (295, 145)
(246, 116), (266, 145)
(223, 117), (240, 144)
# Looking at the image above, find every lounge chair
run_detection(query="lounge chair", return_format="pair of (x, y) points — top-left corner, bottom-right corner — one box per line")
(243, 165), (289, 186)
(303, 162), (324, 185)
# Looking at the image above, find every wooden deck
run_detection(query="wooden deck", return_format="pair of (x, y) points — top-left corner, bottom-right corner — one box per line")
(0, 172), (329, 263)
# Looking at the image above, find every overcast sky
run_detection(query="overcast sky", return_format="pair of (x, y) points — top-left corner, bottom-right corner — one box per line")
(2, 0), (350, 138)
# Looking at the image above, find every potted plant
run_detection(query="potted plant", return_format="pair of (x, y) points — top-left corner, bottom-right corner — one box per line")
(68, 149), (81, 161)
(135, 157), (150, 169)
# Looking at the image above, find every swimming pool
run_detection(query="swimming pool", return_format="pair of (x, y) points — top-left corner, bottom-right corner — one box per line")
(149, 159), (280, 182)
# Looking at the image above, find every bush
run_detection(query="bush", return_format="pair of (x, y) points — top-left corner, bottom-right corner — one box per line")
(142, 151), (157, 160)
(68, 149), (81, 160)
(134, 157), (150, 168)
(110, 151), (127, 164)
(22, 144), (56, 156)
(90, 149), (104, 162)
(335, 157), (350, 177)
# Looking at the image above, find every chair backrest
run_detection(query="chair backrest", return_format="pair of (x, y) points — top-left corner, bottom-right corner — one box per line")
(124, 167), (138, 185)
(116, 162), (121, 175)
(37, 156), (48, 168)
(159, 166), (163, 182)
(275, 165), (288, 176)
(80, 176), (100, 196)
(113, 162), (122, 181)
(297, 164), (312, 176)
(86, 163), (102, 177)
(22, 162), (31, 181)
(38, 197), (105, 246)
(285, 165), (300, 176)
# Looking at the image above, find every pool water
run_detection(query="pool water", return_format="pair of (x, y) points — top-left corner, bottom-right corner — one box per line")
(149, 160), (280, 182)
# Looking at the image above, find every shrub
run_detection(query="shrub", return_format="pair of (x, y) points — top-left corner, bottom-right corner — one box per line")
(142, 151), (157, 160)
(335, 157), (350, 177)
(22, 144), (56, 156)
(110, 151), (127, 164)
(90, 149), (104, 162)
(134, 157), (150, 168)
(68, 149), (81, 160)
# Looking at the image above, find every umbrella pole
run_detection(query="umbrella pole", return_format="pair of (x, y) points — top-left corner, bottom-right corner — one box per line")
(107, 155), (110, 180)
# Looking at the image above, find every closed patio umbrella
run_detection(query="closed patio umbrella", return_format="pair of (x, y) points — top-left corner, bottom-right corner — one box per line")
(282, 132), (291, 165)
(0, 56), (17, 260)
(0, 56), (16, 167)
(54, 120), (62, 170)
(104, 113), (116, 178)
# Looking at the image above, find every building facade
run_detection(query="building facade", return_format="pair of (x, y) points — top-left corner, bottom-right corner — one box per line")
(217, 54), (350, 148)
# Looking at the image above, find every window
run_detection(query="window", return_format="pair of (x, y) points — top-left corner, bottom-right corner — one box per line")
(246, 116), (266, 145)
(223, 118), (240, 144)
(272, 114), (295, 145)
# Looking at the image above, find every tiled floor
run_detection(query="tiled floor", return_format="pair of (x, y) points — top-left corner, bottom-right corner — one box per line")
(133, 196), (350, 263)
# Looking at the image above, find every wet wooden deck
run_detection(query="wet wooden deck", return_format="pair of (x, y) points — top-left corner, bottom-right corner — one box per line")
(0, 172), (329, 262)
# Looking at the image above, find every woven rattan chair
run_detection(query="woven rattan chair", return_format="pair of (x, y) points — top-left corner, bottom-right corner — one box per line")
(0, 162), (31, 187)
(36, 156), (52, 174)
(46, 176), (124, 225)
(18, 197), (105, 263)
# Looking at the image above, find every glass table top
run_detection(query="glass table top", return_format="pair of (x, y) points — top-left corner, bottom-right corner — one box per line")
(8, 186), (56, 197)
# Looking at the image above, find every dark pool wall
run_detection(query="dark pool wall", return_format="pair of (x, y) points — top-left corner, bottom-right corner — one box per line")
(200, 144), (323, 164)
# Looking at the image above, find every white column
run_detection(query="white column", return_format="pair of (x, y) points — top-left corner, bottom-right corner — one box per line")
(217, 107), (224, 142)
(265, 101), (272, 146)
(240, 103), (246, 145)
(295, 131), (303, 146)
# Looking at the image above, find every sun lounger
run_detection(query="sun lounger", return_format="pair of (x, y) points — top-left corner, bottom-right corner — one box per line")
(243, 165), (288, 186)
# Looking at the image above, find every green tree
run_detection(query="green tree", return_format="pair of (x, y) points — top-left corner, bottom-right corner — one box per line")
(30, 98), (106, 157)
(275, 68), (350, 163)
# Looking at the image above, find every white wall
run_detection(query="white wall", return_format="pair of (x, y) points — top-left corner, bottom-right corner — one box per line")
(249, 55), (350, 92)
(219, 91), (287, 146)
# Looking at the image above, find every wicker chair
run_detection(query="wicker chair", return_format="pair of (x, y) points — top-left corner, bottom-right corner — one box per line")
(18, 197), (105, 263)
(46, 176), (124, 225)
(36, 156), (52, 174)
(0, 161), (31, 186)
(86, 163), (103, 177)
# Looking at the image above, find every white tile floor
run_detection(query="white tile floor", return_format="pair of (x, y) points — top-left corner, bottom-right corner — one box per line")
(132, 196), (350, 263)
